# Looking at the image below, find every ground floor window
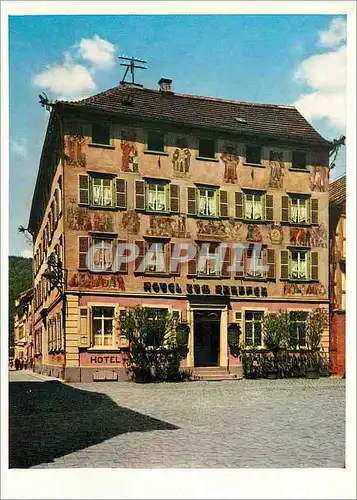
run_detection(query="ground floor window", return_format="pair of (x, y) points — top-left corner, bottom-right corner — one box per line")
(289, 311), (308, 348)
(92, 306), (115, 347)
(244, 311), (263, 347)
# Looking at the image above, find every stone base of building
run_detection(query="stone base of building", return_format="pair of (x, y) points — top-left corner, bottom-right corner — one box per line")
(228, 365), (244, 379)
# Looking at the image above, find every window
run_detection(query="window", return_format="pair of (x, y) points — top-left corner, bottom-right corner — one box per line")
(246, 245), (264, 278)
(244, 192), (264, 220)
(197, 243), (220, 276)
(245, 145), (261, 165)
(91, 177), (114, 207)
(147, 183), (168, 212)
(289, 311), (308, 348)
(292, 151), (307, 170)
(147, 131), (165, 152)
(291, 250), (308, 280)
(92, 123), (111, 146)
(198, 138), (215, 159)
(92, 307), (114, 347)
(198, 188), (217, 217)
(245, 311), (263, 346)
(91, 238), (114, 272)
(146, 242), (167, 273)
(290, 197), (308, 223)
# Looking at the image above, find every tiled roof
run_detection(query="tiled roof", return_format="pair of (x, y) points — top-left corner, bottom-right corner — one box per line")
(59, 84), (330, 146)
(329, 175), (346, 206)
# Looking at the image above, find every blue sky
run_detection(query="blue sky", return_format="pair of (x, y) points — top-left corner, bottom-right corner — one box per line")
(9, 14), (347, 257)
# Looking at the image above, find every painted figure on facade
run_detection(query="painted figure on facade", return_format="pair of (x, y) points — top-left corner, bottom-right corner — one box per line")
(172, 147), (191, 176)
(122, 210), (141, 234)
(147, 215), (189, 238)
(290, 227), (311, 247)
(246, 224), (262, 242)
(310, 166), (328, 192)
(67, 204), (113, 232)
(65, 134), (86, 167)
(311, 223), (327, 248)
(121, 131), (139, 172)
(269, 151), (284, 189)
(69, 272), (125, 291)
(220, 146), (239, 184)
(284, 282), (326, 296)
(269, 222), (283, 245)
(196, 218), (242, 239)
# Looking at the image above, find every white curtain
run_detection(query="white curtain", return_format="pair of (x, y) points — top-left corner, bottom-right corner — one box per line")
(299, 204), (307, 222)
(93, 185), (102, 205)
(198, 196), (207, 215)
(291, 203), (298, 222)
(291, 258), (299, 278)
(157, 189), (166, 211)
(208, 197), (216, 216)
(103, 186), (112, 206)
(299, 257), (307, 278)
(254, 198), (263, 219)
(245, 198), (253, 219)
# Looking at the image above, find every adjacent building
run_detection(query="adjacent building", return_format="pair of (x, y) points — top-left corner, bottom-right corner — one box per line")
(28, 78), (332, 382)
(329, 175), (346, 377)
(13, 287), (33, 361)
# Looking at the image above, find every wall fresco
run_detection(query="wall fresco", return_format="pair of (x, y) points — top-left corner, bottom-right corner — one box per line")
(311, 223), (327, 248)
(64, 134), (86, 167)
(310, 166), (328, 192)
(269, 151), (284, 188)
(121, 131), (139, 172)
(246, 224), (263, 242)
(289, 227), (311, 247)
(68, 272), (125, 290)
(67, 204), (113, 232)
(147, 215), (190, 238)
(220, 147), (239, 184)
(196, 218), (242, 239)
(122, 210), (141, 234)
(172, 148), (191, 176)
(283, 282), (326, 296)
(269, 223), (283, 245)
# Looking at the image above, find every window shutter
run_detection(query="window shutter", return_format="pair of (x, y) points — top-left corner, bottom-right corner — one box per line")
(116, 179), (127, 209)
(78, 308), (90, 347)
(221, 245), (231, 277)
(187, 246), (197, 275)
(117, 239), (128, 274)
(311, 198), (319, 225)
(79, 175), (89, 205)
(220, 190), (229, 218)
(266, 248), (276, 279)
(235, 191), (244, 219)
(281, 196), (289, 222)
(311, 251), (318, 280)
(78, 236), (90, 270)
(170, 184), (180, 213)
(265, 194), (274, 221)
(235, 248), (245, 278)
(135, 180), (146, 210)
(280, 250), (289, 280)
(170, 242), (181, 275)
(187, 187), (197, 216)
(134, 239), (145, 273)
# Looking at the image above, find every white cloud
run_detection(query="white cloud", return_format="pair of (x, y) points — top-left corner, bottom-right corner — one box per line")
(22, 248), (32, 259)
(318, 17), (346, 48)
(77, 35), (116, 68)
(293, 44), (346, 131)
(32, 59), (96, 101)
(11, 138), (27, 158)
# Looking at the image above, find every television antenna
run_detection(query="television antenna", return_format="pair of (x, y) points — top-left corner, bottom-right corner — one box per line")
(119, 56), (147, 84)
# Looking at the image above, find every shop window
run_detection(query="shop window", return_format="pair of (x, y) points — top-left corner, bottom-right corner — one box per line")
(244, 311), (263, 346)
(92, 307), (115, 347)
(289, 311), (308, 348)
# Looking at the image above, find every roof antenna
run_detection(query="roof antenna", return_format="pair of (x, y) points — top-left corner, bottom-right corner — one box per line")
(119, 56), (147, 84)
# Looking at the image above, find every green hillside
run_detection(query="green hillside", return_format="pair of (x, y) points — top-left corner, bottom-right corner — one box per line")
(9, 256), (33, 351)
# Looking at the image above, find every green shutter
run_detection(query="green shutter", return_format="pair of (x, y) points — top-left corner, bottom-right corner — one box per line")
(281, 196), (289, 222)
(235, 191), (244, 219)
(78, 308), (90, 347)
(265, 194), (274, 221)
(78, 236), (90, 270)
(266, 248), (276, 279)
(170, 184), (180, 213)
(221, 245), (231, 277)
(187, 187), (197, 216)
(280, 250), (289, 280)
(187, 246), (197, 275)
(135, 180), (146, 210)
(311, 198), (319, 225)
(116, 179), (127, 209)
(78, 175), (89, 205)
(311, 251), (318, 280)
(219, 190), (229, 218)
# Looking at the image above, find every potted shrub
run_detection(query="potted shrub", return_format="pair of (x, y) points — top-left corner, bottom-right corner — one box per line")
(263, 310), (290, 379)
(306, 308), (329, 379)
(176, 322), (190, 358)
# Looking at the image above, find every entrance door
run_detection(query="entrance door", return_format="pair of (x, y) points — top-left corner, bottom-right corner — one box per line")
(194, 311), (221, 366)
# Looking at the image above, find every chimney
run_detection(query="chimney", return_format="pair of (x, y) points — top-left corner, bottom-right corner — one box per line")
(158, 78), (173, 92)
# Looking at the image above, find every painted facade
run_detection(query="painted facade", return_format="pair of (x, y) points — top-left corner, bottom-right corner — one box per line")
(27, 81), (331, 382)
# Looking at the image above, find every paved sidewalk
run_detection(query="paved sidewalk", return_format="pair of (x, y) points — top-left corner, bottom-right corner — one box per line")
(9, 370), (345, 469)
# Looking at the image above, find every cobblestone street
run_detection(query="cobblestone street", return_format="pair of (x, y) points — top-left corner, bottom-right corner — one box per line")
(9, 370), (345, 469)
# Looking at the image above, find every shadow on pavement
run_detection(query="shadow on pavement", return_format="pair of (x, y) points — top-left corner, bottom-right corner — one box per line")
(9, 381), (179, 468)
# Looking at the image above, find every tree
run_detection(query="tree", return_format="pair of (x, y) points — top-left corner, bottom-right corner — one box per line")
(263, 310), (290, 371)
